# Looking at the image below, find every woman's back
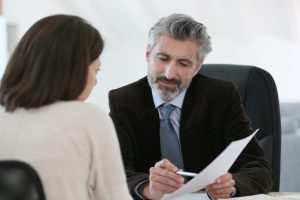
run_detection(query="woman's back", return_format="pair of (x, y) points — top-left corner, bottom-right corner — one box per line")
(0, 101), (132, 200)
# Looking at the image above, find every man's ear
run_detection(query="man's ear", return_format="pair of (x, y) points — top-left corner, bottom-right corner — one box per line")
(146, 44), (151, 62)
(195, 60), (204, 75)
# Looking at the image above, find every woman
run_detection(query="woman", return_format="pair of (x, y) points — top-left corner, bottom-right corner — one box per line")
(0, 14), (132, 200)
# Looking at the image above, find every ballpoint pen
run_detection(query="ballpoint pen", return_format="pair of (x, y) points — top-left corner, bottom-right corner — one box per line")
(176, 170), (197, 177)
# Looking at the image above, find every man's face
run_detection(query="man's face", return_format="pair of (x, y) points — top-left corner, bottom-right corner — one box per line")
(146, 34), (203, 101)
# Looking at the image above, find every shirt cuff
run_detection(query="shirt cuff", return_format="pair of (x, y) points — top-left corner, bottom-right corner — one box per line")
(230, 187), (238, 197)
(134, 179), (149, 200)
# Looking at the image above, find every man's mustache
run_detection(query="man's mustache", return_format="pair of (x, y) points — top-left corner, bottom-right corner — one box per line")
(156, 76), (180, 85)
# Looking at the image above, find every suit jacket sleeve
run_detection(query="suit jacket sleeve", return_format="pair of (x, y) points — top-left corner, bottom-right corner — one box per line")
(220, 83), (273, 195)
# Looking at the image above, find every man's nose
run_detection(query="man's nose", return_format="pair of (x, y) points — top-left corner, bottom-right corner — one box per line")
(164, 62), (176, 79)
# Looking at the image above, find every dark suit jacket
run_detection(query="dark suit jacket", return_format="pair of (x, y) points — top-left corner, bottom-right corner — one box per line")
(109, 74), (273, 199)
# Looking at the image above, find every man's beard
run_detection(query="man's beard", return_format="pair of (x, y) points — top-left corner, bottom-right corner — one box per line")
(147, 75), (188, 102)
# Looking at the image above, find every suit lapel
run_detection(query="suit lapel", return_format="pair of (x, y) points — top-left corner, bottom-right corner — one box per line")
(139, 78), (162, 164)
(180, 74), (201, 134)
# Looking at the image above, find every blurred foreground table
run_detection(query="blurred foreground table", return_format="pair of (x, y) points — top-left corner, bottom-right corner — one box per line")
(172, 192), (300, 200)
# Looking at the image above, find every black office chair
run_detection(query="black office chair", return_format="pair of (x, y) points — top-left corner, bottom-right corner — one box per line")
(200, 64), (281, 192)
(0, 160), (46, 200)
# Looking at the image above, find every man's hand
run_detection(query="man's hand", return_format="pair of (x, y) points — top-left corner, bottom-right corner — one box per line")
(143, 159), (184, 200)
(205, 172), (235, 200)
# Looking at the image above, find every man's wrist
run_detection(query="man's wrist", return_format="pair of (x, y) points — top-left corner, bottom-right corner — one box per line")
(206, 187), (239, 200)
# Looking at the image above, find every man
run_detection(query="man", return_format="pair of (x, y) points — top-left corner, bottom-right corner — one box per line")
(109, 14), (273, 200)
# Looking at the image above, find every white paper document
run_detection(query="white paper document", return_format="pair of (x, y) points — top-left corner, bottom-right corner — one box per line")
(162, 129), (259, 200)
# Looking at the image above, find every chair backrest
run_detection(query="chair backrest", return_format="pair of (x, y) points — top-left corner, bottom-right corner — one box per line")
(200, 64), (281, 192)
(0, 160), (46, 200)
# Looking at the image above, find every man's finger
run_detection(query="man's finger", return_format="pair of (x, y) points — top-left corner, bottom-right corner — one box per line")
(149, 167), (184, 185)
(155, 159), (178, 172)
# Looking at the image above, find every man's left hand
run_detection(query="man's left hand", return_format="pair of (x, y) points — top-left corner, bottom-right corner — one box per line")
(205, 172), (235, 200)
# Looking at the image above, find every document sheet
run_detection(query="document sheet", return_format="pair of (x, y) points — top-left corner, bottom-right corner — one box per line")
(162, 129), (259, 200)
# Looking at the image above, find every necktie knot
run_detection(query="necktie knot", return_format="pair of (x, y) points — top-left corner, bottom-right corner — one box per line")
(159, 104), (176, 120)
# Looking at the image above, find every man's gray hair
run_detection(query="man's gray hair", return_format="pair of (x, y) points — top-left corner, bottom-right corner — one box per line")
(148, 14), (212, 61)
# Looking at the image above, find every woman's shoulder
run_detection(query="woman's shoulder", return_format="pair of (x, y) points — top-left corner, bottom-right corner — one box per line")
(49, 100), (102, 112)
(42, 101), (109, 123)
(42, 101), (114, 137)
(61, 101), (101, 111)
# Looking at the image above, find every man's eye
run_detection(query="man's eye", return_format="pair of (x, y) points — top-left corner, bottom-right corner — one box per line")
(157, 55), (169, 61)
(180, 62), (189, 67)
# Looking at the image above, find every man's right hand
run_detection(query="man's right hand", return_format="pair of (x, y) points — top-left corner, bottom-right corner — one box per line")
(142, 159), (185, 200)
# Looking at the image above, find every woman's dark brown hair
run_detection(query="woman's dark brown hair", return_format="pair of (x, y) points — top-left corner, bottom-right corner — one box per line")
(0, 14), (104, 112)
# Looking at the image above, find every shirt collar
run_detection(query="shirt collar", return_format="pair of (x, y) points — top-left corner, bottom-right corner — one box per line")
(152, 88), (187, 109)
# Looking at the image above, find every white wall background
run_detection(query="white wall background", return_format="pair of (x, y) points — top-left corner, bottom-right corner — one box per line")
(0, 16), (6, 76)
(2, 0), (300, 112)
